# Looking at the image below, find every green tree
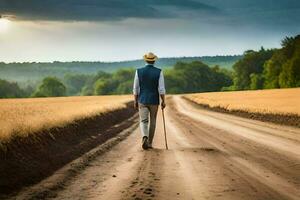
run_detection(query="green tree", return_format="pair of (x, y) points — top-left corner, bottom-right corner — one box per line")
(113, 68), (135, 83)
(22, 85), (35, 97)
(263, 34), (300, 89)
(233, 48), (274, 90)
(0, 79), (25, 98)
(33, 77), (66, 97)
(263, 50), (285, 89)
(164, 69), (183, 94)
(212, 66), (233, 91)
(111, 68), (135, 94)
(281, 36), (296, 58)
(115, 80), (133, 94)
(250, 73), (264, 90)
(94, 78), (117, 95)
(80, 71), (111, 96)
(279, 52), (300, 88)
(64, 74), (90, 95)
(80, 86), (94, 96)
(164, 61), (232, 93)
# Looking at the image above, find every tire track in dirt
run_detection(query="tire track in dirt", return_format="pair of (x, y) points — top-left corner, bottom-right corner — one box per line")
(169, 96), (300, 200)
(120, 150), (164, 200)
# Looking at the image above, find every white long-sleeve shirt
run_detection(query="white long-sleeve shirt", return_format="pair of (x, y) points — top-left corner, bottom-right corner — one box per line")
(133, 69), (166, 95)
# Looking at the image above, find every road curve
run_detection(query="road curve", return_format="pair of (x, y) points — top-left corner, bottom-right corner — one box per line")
(13, 95), (300, 200)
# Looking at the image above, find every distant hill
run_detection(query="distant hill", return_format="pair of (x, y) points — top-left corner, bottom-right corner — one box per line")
(0, 55), (242, 82)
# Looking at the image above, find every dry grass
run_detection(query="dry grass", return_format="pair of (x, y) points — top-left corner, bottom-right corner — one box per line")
(0, 95), (132, 142)
(184, 88), (300, 116)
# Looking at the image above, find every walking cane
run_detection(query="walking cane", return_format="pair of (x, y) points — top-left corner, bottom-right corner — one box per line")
(161, 108), (169, 150)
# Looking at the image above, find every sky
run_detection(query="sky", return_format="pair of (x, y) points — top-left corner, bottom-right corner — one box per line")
(0, 0), (299, 63)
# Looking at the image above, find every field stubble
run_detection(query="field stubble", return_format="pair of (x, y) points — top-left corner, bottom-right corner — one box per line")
(185, 88), (300, 115)
(0, 95), (132, 143)
(184, 88), (300, 126)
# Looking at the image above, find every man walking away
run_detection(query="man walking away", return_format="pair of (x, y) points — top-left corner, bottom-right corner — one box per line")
(133, 52), (166, 150)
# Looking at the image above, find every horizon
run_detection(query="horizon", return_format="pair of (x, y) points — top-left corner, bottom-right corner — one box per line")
(0, 0), (299, 62)
(0, 54), (242, 64)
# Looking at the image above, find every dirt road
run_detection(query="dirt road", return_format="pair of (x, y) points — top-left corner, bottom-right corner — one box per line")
(13, 96), (300, 200)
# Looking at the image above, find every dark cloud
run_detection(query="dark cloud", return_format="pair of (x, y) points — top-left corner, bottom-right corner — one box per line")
(0, 0), (299, 32)
(198, 0), (300, 29)
(0, 0), (219, 21)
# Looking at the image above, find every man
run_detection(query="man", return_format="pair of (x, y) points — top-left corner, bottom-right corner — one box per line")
(133, 52), (166, 150)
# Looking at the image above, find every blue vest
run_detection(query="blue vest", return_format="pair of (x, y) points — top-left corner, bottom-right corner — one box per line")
(137, 65), (161, 105)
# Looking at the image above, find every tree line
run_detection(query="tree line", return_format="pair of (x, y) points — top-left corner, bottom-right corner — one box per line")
(231, 34), (300, 90)
(0, 55), (240, 82)
(0, 34), (299, 98)
(0, 61), (232, 98)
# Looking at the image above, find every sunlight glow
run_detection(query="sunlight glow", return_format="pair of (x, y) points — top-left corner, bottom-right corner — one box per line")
(0, 18), (11, 32)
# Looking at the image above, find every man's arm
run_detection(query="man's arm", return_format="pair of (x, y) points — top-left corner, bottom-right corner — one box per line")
(133, 70), (139, 110)
(158, 71), (166, 109)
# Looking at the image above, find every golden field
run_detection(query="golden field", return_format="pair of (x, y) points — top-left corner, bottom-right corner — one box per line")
(0, 95), (132, 142)
(184, 88), (300, 116)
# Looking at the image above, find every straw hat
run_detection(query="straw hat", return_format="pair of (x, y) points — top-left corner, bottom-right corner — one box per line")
(143, 52), (158, 62)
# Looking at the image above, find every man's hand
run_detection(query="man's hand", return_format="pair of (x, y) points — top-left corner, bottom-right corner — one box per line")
(134, 101), (139, 110)
(161, 101), (166, 110)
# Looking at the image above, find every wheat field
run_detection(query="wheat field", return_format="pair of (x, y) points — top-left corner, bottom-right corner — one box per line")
(0, 95), (132, 142)
(184, 88), (300, 116)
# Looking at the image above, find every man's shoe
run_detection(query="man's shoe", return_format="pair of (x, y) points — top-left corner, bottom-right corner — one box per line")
(142, 136), (148, 150)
